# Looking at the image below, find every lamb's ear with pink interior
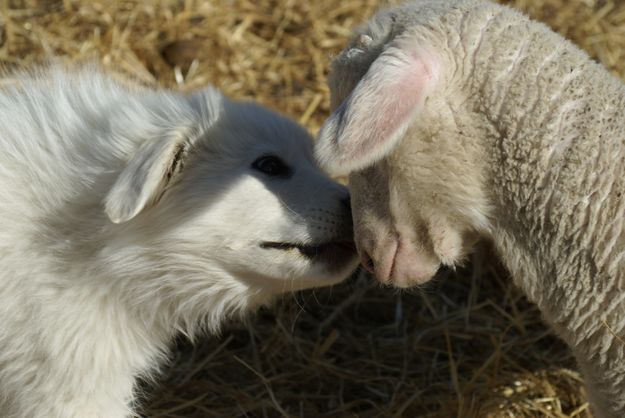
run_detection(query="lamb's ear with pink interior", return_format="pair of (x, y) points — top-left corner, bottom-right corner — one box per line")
(315, 46), (440, 176)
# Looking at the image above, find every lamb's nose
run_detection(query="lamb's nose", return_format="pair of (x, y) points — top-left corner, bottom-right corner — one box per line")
(360, 250), (375, 274)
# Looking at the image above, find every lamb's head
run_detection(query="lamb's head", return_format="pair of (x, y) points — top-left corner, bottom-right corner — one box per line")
(316, 1), (493, 288)
(102, 88), (358, 307)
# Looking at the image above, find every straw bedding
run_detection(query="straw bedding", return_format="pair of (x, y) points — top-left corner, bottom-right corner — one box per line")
(2, 0), (624, 416)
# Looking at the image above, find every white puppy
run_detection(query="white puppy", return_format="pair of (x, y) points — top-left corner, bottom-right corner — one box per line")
(0, 67), (358, 418)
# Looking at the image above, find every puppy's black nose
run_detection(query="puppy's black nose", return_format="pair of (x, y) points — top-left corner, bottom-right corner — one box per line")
(340, 194), (351, 211)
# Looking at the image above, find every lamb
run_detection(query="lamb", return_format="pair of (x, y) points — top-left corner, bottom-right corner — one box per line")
(315, 1), (625, 416)
(0, 66), (358, 418)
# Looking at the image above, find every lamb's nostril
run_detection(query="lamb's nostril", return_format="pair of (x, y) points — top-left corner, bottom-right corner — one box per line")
(361, 251), (375, 274)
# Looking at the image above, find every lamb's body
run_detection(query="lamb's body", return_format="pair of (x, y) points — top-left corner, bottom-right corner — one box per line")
(471, 8), (625, 414)
(0, 68), (357, 417)
(316, 1), (625, 416)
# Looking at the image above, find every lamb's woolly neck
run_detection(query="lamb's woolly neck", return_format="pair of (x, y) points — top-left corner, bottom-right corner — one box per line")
(463, 4), (625, 349)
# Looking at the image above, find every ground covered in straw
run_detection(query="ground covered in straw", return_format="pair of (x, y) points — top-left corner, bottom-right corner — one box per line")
(2, 0), (625, 416)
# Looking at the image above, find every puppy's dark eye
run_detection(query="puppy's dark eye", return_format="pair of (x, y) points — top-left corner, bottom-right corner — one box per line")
(252, 155), (291, 177)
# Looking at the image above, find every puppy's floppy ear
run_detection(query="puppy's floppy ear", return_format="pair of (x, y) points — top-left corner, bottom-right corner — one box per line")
(316, 45), (440, 176)
(105, 132), (193, 224)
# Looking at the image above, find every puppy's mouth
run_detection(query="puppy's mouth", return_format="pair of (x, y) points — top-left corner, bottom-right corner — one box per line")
(260, 241), (356, 260)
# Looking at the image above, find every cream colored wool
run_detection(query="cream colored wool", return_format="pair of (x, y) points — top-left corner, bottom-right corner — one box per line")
(316, 1), (625, 417)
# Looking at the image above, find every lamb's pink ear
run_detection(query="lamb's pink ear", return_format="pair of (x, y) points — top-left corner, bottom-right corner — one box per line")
(105, 134), (190, 224)
(316, 47), (439, 176)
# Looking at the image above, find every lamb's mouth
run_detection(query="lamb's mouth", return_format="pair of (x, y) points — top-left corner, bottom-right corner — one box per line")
(260, 241), (356, 260)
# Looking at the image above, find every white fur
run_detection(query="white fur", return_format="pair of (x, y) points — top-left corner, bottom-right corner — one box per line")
(318, 1), (625, 416)
(0, 66), (358, 417)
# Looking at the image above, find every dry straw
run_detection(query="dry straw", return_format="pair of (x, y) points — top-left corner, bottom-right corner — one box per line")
(1, 0), (624, 416)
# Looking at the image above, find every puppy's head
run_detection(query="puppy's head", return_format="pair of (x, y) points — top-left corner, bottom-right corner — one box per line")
(104, 88), (358, 295)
